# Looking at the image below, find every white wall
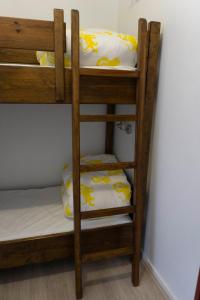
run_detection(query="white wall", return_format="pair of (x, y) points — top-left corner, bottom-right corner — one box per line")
(117, 1), (200, 300)
(0, 105), (106, 189)
(0, 0), (119, 189)
(0, 0), (119, 29)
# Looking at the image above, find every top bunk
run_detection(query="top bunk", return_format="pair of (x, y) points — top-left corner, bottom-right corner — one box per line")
(0, 9), (161, 104)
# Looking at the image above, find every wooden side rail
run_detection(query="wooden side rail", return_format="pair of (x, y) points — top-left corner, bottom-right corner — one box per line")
(0, 9), (66, 103)
(0, 17), (55, 51)
(0, 11), (66, 52)
(0, 66), (137, 104)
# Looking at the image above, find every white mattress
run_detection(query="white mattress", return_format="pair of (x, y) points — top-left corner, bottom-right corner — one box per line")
(0, 186), (131, 242)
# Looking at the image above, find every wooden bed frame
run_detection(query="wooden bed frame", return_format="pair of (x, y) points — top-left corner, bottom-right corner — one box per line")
(0, 9), (161, 299)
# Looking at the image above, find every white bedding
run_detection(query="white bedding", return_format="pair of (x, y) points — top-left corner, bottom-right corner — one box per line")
(37, 28), (137, 70)
(62, 154), (131, 218)
(0, 186), (131, 242)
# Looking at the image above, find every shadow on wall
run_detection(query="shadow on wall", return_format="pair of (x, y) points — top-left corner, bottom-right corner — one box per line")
(0, 104), (106, 190)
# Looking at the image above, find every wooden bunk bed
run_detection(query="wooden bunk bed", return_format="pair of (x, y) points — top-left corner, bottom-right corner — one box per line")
(0, 8), (161, 299)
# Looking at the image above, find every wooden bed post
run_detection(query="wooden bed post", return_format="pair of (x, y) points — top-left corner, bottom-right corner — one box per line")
(54, 9), (65, 103)
(71, 10), (82, 299)
(132, 20), (161, 285)
(105, 104), (116, 154)
(141, 21), (161, 208)
(132, 18), (148, 286)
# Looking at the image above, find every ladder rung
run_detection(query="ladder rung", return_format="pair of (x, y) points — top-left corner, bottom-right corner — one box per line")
(82, 246), (133, 263)
(81, 206), (135, 220)
(79, 67), (139, 78)
(80, 114), (137, 122)
(80, 161), (136, 173)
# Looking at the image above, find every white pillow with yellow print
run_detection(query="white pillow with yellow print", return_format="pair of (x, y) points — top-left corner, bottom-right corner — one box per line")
(36, 29), (137, 70)
(62, 154), (132, 218)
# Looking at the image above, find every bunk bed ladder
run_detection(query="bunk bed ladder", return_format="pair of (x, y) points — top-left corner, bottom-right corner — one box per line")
(71, 9), (158, 299)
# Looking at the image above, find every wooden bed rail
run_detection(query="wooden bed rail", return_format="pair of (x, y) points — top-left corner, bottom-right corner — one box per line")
(0, 9), (66, 102)
(0, 10), (66, 51)
(0, 49), (38, 64)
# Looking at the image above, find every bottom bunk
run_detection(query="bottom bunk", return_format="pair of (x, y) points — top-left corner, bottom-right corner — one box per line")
(0, 186), (133, 269)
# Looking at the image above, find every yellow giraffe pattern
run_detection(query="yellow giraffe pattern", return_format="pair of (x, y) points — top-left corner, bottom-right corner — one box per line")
(112, 182), (131, 202)
(81, 184), (95, 207)
(80, 32), (98, 53)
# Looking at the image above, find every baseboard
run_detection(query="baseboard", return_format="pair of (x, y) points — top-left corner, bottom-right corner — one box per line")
(142, 255), (178, 300)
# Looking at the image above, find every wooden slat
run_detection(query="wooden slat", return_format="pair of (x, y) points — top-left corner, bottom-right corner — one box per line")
(80, 67), (139, 78)
(80, 75), (137, 104)
(0, 223), (133, 269)
(80, 114), (137, 122)
(71, 9), (82, 300)
(0, 66), (137, 104)
(0, 49), (38, 64)
(54, 9), (65, 103)
(105, 104), (115, 154)
(0, 65), (56, 103)
(133, 18), (149, 286)
(0, 16), (54, 51)
(82, 246), (133, 263)
(80, 161), (136, 173)
(81, 206), (135, 220)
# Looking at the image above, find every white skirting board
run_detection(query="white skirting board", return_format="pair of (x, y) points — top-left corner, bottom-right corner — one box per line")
(142, 255), (178, 300)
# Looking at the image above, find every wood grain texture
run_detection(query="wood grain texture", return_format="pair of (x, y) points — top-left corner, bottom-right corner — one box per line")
(0, 66), (137, 104)
(80, 161), (136, 173)
(133, 18), (149, 286)
(0, 49), (38, 64)
(54, 9), (65, 103)
(81, 206), (135, 220)
(80, 75), (137, 104)
(0, 224), (133, 269)
(0, 16), (54, 51)
(71, 9), (82, 299)
(0, 65), (56, 103)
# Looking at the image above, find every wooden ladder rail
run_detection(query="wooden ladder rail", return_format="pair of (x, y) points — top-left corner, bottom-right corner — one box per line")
(132, 18), (149, 285)
(71, 11), (136, 298)
(71, 10), (82, 299)
(71, 9), (161, 299)
(132, 20), (161, 285)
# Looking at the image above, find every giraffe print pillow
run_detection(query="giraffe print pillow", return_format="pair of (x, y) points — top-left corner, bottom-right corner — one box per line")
(36, 29), (137, 70)
(61, 154), (131, 218)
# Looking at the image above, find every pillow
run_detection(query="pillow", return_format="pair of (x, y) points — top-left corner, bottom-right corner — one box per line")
(36, 29), (137, 69)
(61, 154), (132, 218)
